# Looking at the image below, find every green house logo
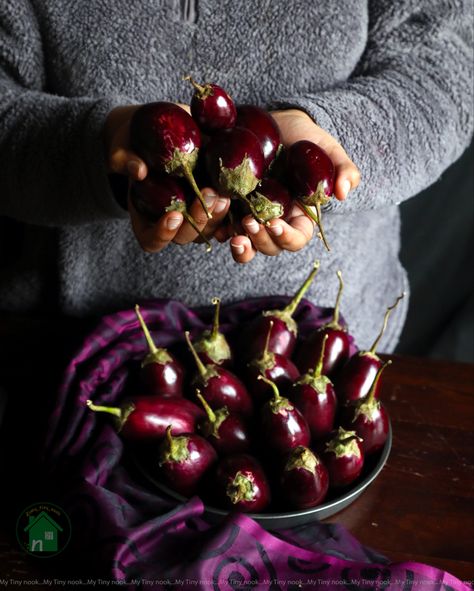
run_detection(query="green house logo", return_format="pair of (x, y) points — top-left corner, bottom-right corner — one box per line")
(16, 502), (71, 558)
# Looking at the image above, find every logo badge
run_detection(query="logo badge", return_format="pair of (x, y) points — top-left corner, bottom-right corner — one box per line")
(16, 502), (71, 558)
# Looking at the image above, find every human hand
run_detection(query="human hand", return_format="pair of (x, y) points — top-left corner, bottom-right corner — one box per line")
(104, 104), (230, 252)
(219, 108), (360, 263)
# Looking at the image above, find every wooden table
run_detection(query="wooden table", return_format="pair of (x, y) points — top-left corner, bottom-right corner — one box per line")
(0, 317), (473, 584)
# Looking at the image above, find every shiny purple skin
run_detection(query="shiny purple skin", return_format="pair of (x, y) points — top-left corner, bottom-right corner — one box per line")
(202, 414), (251, 456)
(193, 367), (254, 418)
(245, 354), (300, 406)
(291, 381), (337, 441)
(159, 433), (217, 497)
(322, 436), (364, 488)
(130, 173), (188, 221)
(286, 140), (335, 202)
(281, 448), (329, 509)
(342, 403), (389, 456)
(204, 127), (265, 197)
(118, 397), (204, 441)
(248, 178), (293, 223)
(243, 316), (296, 362)
(140, 356), (184, 398)
(130, 102), (201, 172)
(295, 328), (351, 378)
(336, 353), (383, 403)
(190, 83), (237, 134)
(261, 398), (310, 454)
(214, 454), (271, 512)
(236, 105), (282, 170)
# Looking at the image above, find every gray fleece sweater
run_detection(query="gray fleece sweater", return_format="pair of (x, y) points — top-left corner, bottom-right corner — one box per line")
(0, 0), (472, 352)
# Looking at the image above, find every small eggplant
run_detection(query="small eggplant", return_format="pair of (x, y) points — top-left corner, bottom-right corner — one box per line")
(295, 271), (351, 377)
(185, 332), (253, 417)
(241, 260), (320, 361)
(245, 320), (300, 406)
(244, 178), (293, 224)
(235, 105), (282, 170)
(130, 102), (211, 218)
(281, 446), (329, 509)
(214, 454), (271, 512)
(134, 305), (184, 397)
(159, 426), (217, 496)
(194, 298), (232, 366)
(259, 375), (310, 454)
(291, 334), (337, 441)
(196, 391), (251, 455)
(287, 140), (335, 251)
(130, 173), (211, 251)
(336, 294), (404, 403)
(185, 76), (236, 134)
(86, 396), (203, 441)
(204, 127), (265, 199)
(342, 361), (391, 455)
(322, 427), (364, 488)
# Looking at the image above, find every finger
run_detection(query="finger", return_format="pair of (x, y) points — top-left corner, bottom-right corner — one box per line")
(195, 190), (231, 241)
(265, 212), (314, 252)
(230, 235), (257, 264)
(110, 147), (148, 180)
(129, 197), (183, 253)
(242, 215), (282, 256)
(173, 188), (218, 245)
(318, 140), (360, 201)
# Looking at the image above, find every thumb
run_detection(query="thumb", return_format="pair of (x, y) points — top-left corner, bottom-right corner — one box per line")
(109, 147), (148, 180)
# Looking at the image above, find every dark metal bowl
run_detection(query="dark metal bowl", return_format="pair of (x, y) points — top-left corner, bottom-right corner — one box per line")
(132, 422), (392, 529)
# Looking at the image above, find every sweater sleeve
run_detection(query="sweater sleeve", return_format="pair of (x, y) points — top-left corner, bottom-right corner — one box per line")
(0, 0), (130, 226)
(273, 0), (473, 213)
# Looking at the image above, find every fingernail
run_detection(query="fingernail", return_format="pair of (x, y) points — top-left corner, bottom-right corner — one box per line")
(341, 179), (351, 199)
(245, 219), (260, 235)
(167, 216), (182, 230)
(214, 198), (228, 214)
(204, 192), (217, 207)
(268, 222), (283, 237)
(127, 160), (141, 177)
(231, 242), (245, 255)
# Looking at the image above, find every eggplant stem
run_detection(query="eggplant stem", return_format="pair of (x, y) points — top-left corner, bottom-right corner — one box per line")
(369, 293), (406, 354)
(298, 202), (330, 251)
(166, 425), (174, 445)
(135, 305), (158, 354)
(185, 331), (208, 378)
(183, 211), (212, 252)
(366, 360), (392, 404)
(183, 75), (206, 95)
(86, 400), (121, 418)
(314, 333), (329, 378)
(211, 297), (221, 338)
(257, 374), (280, 401)
(284, 260), (320, 317)
(196, 390), (217, 423)
(263, 320), (274, 358)
(333, 270), (344, 325)
(180, 159), (212, 219)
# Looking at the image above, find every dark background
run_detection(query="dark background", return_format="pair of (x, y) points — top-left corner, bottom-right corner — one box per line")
(0, 140), (473, 363)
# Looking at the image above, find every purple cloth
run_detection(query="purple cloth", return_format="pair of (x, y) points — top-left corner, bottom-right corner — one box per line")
(42, 298), (468, 590)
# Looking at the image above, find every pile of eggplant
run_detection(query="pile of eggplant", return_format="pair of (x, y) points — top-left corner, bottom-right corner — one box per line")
(129, 76), (335, 251)
(87, 261), (403, 513)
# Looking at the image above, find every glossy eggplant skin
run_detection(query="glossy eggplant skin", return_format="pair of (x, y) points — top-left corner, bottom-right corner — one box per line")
(140, 356), (184, 398)
(286, 140), (335, 203)
(342, 402), (389, 456)
(214, 454), (271, 512)
(236, 105), (281, 170)
(190, 83), (237, 134)
(245, 354), (300, 406)
(130, 173), (189, 221)
(336, 353), (383, 403)
(120, 397), (203, 440)
(295, 328), (351, 378)
(130, 102), (201, 172)
(291, 381), (337, 441)
(159, 433), (217, 497)
(193, 367), (254, 418)
(261, 399), (310, 454)
(281, 447), (329, 509)
(242, 316), (296, 363)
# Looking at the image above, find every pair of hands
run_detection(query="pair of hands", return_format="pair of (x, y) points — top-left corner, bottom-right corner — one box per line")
(104, 105), (360, 263)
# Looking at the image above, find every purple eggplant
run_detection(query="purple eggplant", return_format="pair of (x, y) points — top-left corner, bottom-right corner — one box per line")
(281, 446), (329, 509)
(185, 76), (236, 134)
(322, 427), (364, 488)
(159, 426), (217, 496)
(245, 178), (293, 224)
(194, 298), (232, 366)
(235, 105), (282, 170)
(130, 102), (210, 218)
